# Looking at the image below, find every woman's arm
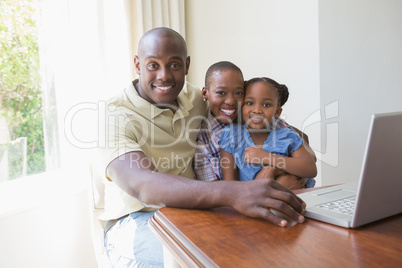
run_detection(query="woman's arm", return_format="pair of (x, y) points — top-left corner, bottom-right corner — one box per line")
(290, 126), (317, 162)
(220, 148), (238, 181)
(244, 146), (317, 178)
(255, 166), (306, 189)
(255, 166), (284, 180)
(276, 174), (307, 190)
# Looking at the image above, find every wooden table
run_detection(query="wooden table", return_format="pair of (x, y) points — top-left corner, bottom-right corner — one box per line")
(149, 188), (402, 267)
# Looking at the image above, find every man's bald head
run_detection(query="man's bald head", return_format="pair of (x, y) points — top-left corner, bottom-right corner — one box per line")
(138, 27), (187, 58)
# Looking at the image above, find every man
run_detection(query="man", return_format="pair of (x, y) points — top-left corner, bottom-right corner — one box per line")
(102, 27), (306, 267)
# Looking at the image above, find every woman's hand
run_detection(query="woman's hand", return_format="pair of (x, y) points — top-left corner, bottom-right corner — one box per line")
(276, 174), (306, 190)
(255, 166), (284, 180)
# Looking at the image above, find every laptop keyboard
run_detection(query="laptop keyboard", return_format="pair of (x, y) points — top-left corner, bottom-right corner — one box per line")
(316, 196), (356, 216)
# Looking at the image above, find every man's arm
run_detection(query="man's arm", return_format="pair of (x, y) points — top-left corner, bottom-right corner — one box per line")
(106, 151), (306, 227)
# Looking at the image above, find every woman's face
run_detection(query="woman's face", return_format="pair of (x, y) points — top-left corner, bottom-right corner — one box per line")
(203, 70), (244, 125)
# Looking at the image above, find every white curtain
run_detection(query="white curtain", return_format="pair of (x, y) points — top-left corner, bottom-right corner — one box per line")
(130, 0), (186, 61)
(38, 0), (185, 171)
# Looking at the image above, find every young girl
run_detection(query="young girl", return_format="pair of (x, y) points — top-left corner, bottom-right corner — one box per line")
(219, 77), (317, 189)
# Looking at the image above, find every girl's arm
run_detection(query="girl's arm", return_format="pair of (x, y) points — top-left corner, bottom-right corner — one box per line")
(244, 144), (317, 178)
(220, 148), (238, 181)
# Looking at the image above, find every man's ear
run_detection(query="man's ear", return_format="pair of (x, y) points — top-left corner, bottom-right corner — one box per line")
(185, 56), (190, 75)
(134, 55), (141, 75)
(275, 107), (283, 117)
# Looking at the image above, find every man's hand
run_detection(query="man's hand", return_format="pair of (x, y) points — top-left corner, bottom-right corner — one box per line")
(229, 179), (306, 227)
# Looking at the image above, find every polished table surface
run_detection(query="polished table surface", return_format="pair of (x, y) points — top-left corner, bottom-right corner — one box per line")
(149, 188), (402, 267)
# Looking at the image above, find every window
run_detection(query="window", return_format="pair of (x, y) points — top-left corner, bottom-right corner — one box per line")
(0, 0), (135, 183)
(0, 0), (47, 181)
(0, 0), (184, 184)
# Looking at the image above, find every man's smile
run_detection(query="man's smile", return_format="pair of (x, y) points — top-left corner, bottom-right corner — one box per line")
(155, 85), (173, 91)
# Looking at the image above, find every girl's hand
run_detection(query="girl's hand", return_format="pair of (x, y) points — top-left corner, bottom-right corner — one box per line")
(244, 146), (270, 164)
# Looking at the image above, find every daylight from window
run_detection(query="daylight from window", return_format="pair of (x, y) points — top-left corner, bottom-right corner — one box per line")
(0, 0), (45, 182)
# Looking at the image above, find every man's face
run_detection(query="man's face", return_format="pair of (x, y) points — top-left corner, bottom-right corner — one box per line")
(135, 36), (190, 110)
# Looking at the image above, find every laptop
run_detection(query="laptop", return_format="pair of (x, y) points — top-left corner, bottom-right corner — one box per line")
(297, 111), (402, 228)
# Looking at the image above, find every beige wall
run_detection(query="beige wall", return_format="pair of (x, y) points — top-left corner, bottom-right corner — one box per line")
(185, 0), (402, 186)
(185, 0), (322, 184)
(319, 0), (402, 184)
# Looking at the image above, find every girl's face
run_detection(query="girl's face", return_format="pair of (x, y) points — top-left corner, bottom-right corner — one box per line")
(242, 82), (282, 130)
(202, 70), (244, 125)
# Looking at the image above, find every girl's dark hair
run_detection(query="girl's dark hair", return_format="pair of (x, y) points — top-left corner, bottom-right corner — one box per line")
(244, 77), (289, 107)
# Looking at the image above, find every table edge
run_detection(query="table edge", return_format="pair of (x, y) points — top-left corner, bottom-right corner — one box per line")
(149, 209), (218, 268)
